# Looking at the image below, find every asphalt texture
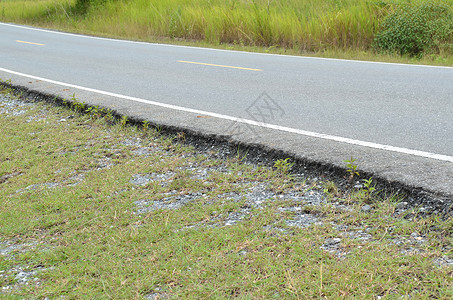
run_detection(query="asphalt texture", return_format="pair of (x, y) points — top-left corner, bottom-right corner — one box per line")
(1, 22), (452, 205)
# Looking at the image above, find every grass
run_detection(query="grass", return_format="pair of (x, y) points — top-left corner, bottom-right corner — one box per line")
(1, 0), (453, 66)
(0, 84), (452, 298)
(0, 0), (382, 49)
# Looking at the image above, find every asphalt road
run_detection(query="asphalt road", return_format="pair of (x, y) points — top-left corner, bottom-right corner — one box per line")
(1, 22), (453, 201)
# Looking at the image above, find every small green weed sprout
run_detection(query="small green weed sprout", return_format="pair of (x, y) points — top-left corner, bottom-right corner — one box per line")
(74, 101), (86, 113)
(344, 157), (359, 183)
(274, 158), (293, 175)
(70, 93), (77, 102)
(69, 94), (86, 113)
(363, 177), (376, 201)
(142, 120), (150, 131)
(323, 181), (340, 199)
(120, 115), (128, 127)
(85, 105), (101, 119)
(85, 106), (93, 114)
(175, 131), (186, 142)
(104, 109), (114, 124)
(235, 145), (248, 162)
(2, 80), (14, 95)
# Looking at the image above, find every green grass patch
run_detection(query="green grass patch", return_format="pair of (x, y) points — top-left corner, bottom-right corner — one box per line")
(0, 86), (452, 298)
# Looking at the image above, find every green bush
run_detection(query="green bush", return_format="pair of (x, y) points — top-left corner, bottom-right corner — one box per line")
(374, 1), (453, 56)
(74, 0), (117, 15)
(74, 0), (93, 14)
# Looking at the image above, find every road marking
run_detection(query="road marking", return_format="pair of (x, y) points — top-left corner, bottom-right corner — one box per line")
(2, 22), (453, 69)
(1, 67), (453, 163)
(16, 40), (44, 46)
(178, 60), (262, 71)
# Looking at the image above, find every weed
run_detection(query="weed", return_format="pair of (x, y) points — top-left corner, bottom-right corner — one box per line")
(175, 131), (186, 142)
(344, 157), (359, 183)
(74, 101), (86, 112)
(363, 177), (377, 201)
(323, 181), (340, 199)
(235, 145), (248, 162)
(120, 115), (128, 127)
(142, 120), (150, 131)
(1, 80), (14, 95)
(69, 94), (86, 113)
(155, 124), (162, 133)
(85, 105), (101, 119)
(273, 158), (293, 175)
(104, 109), (114, 124)
(15, 90), (24, 98)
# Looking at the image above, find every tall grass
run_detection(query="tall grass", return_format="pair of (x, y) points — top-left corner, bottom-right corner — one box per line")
(1, 0), (452, 55)
(114, 0), (382, 51)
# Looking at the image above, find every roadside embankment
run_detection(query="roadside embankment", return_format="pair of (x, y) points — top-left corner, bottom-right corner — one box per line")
(1, 82), (452, 298)
(1, 71), (452, 214)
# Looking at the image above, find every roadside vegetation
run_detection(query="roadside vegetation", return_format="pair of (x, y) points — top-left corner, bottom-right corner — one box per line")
(1, 84), (452, 298)
(1, 0), (453, 65)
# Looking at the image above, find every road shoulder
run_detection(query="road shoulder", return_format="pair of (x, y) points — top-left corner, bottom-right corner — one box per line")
(1, 70), (452, 213)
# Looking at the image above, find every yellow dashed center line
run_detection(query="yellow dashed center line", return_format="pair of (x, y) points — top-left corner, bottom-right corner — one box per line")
(16, 40), (44, 46)
(178, 60), (262, 71)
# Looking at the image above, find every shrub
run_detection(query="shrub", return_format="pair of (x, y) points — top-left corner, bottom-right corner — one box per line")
(74, 0), (92, 14)
(74, 0), (119, 15)
(374, 1), (453, 56)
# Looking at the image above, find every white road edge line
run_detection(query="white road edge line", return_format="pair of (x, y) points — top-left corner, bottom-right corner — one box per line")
(2, 67), (453, 163)
(1, 22), (453, 70)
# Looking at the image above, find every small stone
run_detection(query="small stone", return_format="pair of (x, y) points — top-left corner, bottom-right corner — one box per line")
(129, 174), (151, 186)
(396, 202), (408, 209)
(325, 238), (341, 245)
(145, 292), (169, 300)
(434, 256), (453, 267)
(361, 205), (372, 212)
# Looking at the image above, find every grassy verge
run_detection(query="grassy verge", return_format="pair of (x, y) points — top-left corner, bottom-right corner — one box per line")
(1, 0), (453, 66)
(0, 84), (452, 298)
